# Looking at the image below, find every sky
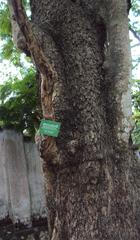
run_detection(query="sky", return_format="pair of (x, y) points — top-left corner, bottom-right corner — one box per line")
(131, 34), (140, 79)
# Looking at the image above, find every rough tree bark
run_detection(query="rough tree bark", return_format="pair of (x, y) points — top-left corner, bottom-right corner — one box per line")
(9, 0), (140, 239)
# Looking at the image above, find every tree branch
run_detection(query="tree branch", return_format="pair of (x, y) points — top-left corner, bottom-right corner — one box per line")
(127, 0), (132, 13)
(131, 43), (140, 48)
(10, 0), (57, 119)
(8, 0), (30, 56)
(129, 26), (140, 43)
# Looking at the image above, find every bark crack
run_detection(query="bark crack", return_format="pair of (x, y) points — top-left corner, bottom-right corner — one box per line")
(9, 2), (62, 238)
(10, 0), (56, 117)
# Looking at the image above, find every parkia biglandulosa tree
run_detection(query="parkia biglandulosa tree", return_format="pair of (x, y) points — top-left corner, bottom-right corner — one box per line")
(8, 0), (140, 239)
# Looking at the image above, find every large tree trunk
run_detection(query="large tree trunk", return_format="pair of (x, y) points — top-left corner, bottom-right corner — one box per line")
(10, 0), (139, 239)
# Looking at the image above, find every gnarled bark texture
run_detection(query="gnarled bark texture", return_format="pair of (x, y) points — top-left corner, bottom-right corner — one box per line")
(9, 0), (140, 239)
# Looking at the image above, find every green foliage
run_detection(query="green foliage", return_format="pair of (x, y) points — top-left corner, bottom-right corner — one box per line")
(132, 80), (140, 108)
(0, 3), (11, 38)
(0, 0), (30, 64)
(0, 67), (41, 137)
(0, 0), (40, 137)
(132, 121), (140, 145)
(129, 1), (140, 145)
(0, 3), (20, 65)
(131, 0), (140, 16)
(132, 78), (140, 144)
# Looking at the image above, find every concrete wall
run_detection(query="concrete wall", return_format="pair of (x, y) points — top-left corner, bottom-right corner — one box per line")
(0, 130), (47, 224)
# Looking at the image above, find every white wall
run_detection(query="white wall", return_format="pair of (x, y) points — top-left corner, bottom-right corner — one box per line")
(0, 130), (47, 224)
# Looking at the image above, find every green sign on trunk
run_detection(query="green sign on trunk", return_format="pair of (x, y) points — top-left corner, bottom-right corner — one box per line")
(39, 119), (61, 137)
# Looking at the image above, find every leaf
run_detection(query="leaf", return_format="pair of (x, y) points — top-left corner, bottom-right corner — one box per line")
(0, 5), (11, 37)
